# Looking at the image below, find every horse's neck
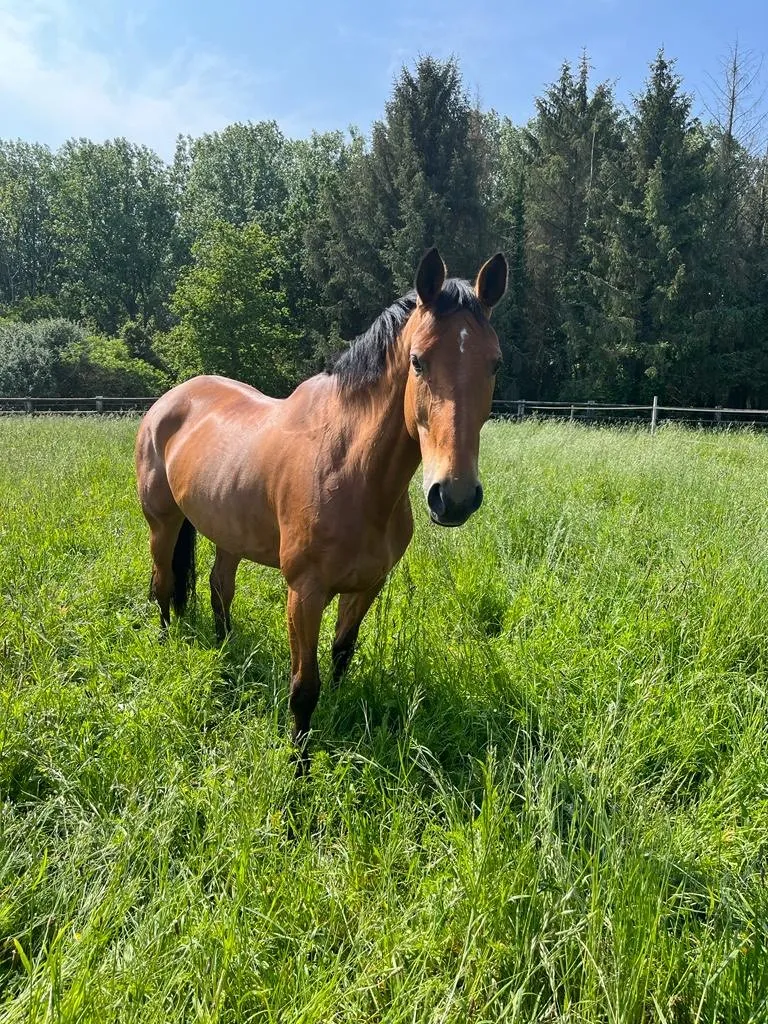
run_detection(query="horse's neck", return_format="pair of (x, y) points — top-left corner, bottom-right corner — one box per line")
(344, 367), (420, 513)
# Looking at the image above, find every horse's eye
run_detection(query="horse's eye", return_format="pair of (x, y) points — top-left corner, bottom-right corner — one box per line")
(411, 354), (424, 376)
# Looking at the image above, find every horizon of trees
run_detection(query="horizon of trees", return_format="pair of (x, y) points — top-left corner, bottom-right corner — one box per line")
(1, 46), (768, 406)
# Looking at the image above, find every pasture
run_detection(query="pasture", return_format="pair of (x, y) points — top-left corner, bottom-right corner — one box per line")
(1, 417), (768, 1022)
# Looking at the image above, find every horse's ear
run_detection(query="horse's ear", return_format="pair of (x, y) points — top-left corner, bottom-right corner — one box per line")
(415, 247), (446, 306)
(475, 253), (508, 314)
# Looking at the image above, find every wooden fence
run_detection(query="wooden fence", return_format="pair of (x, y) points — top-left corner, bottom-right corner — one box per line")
(2, 394), (768, 431)
(0, 396), (157, 415)
(491, 398), (768, 432)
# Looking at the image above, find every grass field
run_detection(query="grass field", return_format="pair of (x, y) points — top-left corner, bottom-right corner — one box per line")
(2, 417), (768, 1022)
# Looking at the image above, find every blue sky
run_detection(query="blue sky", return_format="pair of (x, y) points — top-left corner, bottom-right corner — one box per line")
(1, 0), (766, 158)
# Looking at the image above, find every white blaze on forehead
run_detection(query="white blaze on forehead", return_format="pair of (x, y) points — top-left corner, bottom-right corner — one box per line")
(459, 327), (469, 353)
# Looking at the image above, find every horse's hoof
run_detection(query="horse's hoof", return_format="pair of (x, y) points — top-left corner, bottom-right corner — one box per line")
(291, 746), (311, 779)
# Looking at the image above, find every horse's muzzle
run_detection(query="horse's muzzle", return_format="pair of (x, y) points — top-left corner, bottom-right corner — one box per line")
(427, 480), (483, 527)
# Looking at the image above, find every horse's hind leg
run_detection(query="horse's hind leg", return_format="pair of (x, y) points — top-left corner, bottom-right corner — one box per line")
(148, 512), (184, 628)
(210, 547), (240, 642)
(137, 432), (185, 628)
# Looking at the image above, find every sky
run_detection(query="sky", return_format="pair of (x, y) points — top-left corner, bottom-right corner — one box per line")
(1, 0), (767, 159)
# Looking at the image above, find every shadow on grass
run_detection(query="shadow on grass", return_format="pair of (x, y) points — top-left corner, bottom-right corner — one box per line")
(165, 597), (540, 825)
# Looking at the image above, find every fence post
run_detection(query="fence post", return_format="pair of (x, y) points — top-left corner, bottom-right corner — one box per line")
(715, 405), (722, 425)
(651, 395), (658, 435)
(569, 404), (575, 422)
(25, 398), (33, 415)
(95, 395), (104, 414)
(517, 399), (525, 420)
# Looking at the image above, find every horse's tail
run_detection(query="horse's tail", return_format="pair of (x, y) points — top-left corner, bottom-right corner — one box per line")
(171, 518), (197, 615)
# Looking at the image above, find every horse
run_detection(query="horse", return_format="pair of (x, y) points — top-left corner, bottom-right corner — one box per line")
(135, 247), (507, 765)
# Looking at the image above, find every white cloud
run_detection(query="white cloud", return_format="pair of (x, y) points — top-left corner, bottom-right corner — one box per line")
(0, 0), (256, 157)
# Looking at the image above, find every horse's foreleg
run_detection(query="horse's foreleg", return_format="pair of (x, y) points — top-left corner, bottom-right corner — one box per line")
(332, 582), (385, 684)
(210, 547), (240, 642)
(286, 583), (328, 772)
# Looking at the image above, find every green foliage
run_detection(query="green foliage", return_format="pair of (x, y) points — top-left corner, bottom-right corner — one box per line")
(0, 318), (89, 395)
(279, 132), (348, 354)
(306, 57), (491, 335)
(0, 141), (59, 306)
(0, 318), (165, 397)
(373, 56), (490, 287)
(165, 220), (300, 393)
(507, 57), (626, 399)
(176, 121), (291, 241)
(607, 52), (710, 401)
(56, 333), (168, 397)
(3, 418), (768, 1020)
(304, 129), (379, 335)
(52, 138), (180, 333)
(1, 293), (63, 323)
(0, 319), (57, 395)
(482, 116), (529, 396)
(117, 318), (164, 365)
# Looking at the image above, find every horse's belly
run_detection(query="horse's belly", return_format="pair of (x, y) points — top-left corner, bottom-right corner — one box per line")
(187, 497), (281, 567)
(170, 466), (281, 567)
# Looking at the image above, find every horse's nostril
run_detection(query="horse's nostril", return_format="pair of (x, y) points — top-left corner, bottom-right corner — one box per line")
(427, 481), (446, 518)
(428, 480), (482, 522)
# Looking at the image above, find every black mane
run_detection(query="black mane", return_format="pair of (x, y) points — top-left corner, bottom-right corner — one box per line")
(329, 278), (487, 391)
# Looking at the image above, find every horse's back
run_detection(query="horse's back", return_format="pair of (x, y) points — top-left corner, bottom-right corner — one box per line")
(147, 374), (276, 425)
(138, 375), (276, 458)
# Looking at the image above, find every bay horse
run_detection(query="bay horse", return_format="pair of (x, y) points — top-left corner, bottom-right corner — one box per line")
(135, 247), (507, 763)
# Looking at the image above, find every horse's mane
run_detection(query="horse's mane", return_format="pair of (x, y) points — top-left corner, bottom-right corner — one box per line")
(329, 278), (487, 392)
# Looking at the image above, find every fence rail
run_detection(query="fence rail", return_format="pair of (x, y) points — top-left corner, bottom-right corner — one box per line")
(491, 398), (768, 432)
(0, 396), (157, 415)
(3, 394), (768, 430)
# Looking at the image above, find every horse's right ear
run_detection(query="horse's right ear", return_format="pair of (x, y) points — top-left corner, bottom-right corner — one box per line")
(415, 247), (446, 306)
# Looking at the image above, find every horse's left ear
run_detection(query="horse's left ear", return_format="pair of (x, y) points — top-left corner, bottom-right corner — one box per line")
(475, 253), (508, 314)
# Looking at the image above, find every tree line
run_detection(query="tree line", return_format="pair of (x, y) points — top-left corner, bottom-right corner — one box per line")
(1, 48), (767, 405)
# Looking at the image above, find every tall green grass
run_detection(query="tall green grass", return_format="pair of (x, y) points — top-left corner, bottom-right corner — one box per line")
(1, 417), (767, 1022)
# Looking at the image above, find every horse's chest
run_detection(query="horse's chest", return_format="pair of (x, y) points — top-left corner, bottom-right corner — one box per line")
(278, 466), (414, 592)
(334, 536), (394, 590)
(322, 508), (412, 593)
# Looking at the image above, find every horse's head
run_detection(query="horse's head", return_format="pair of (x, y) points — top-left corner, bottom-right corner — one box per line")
(404, 247), (507, 527)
